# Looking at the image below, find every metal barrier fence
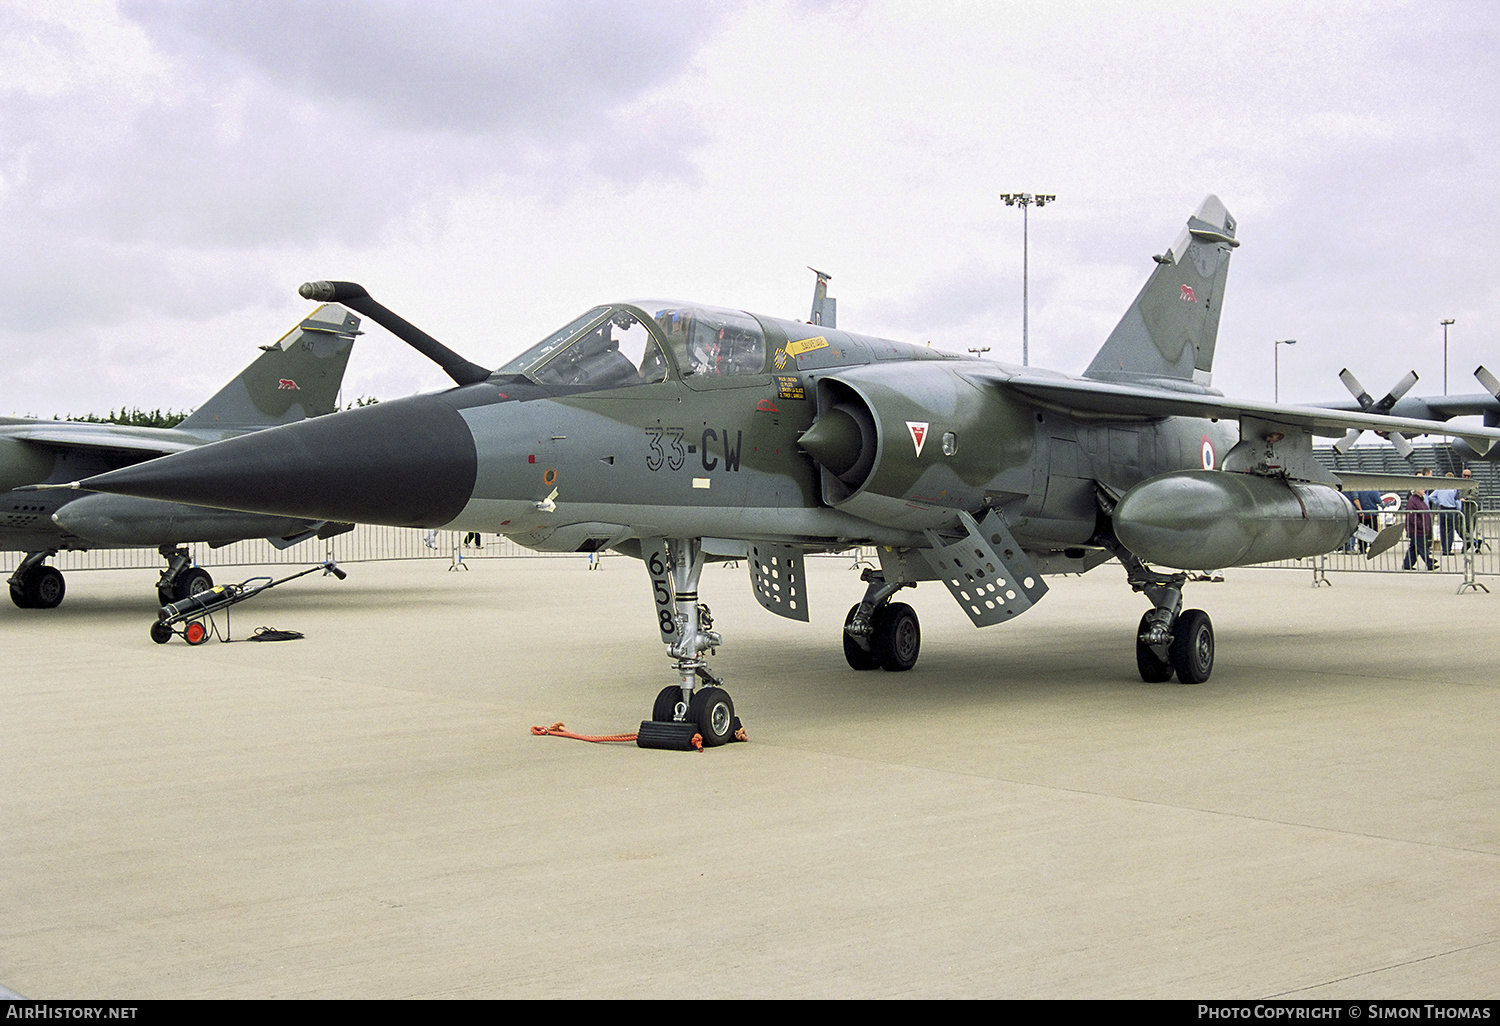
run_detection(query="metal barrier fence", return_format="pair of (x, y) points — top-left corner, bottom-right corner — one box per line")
(5, 511), (1495, 587)
(0, 528), (880, 574)
(0, 526), (573, 574)
(1263, 508), (1497, 592)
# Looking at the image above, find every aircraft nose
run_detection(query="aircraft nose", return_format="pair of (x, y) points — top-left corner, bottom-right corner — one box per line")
(81, 397), (479, 528)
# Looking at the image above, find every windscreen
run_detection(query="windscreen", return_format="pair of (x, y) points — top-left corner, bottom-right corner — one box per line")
(496, 306), (669, 389)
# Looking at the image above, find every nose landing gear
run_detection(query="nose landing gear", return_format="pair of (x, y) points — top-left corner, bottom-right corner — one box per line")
(637, 538), (744, 750)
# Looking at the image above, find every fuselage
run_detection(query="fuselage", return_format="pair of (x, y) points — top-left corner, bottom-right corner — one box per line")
(76, 300), (1240, 568)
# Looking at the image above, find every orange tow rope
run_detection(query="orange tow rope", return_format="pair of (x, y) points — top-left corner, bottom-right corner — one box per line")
(530, 722), (704, 752)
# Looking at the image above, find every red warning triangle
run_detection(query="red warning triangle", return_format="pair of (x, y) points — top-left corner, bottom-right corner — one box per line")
(907, 421), (929, 457)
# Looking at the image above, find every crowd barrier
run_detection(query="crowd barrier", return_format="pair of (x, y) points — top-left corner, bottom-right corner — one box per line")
(1261, 508), (1496, 591)
(5, 512), (1495, 588)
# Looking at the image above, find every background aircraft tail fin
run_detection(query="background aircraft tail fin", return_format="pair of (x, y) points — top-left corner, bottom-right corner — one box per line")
(179, 305), (360, 430)
(1083, 196), (1237, 388)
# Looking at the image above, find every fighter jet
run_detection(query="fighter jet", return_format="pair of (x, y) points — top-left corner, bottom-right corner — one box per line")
(2, 305), (360, 608)
(73, 198), (1500, 744)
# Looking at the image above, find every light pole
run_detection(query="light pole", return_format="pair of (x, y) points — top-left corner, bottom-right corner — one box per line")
(1000, 192), (1055, 366)
(1441, 319), (1455, 394)
(967, 346), (991, 359)
(1274, 339), (1297, 402)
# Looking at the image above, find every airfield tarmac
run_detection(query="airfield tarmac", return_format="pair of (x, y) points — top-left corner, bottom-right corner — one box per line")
(2, 556), (1497, 999)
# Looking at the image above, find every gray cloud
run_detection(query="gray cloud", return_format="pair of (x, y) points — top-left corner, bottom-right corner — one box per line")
(0, 1), (727, 334)
(125, 0), (722, 137)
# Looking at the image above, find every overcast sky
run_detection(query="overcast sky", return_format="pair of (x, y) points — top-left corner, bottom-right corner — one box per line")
(2, 0), (1497, 420)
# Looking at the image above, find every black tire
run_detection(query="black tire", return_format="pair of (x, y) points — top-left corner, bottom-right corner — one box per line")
(1136, 610), (1175, 683)
(149, 620), (174, 645)
(25, 566), (65, 609)
(157, 585), (176, 607)
(688, 686), (736, 747)
(843, 604), (881, 670)
(1170, 608), (1214, 685)
(652, 684), (686, 722)
(873, 601), (920, 672)
(10, 581), (32, 609)
(174, 567), (213, 602)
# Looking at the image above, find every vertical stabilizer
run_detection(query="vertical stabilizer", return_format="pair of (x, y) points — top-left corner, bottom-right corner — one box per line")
(179, 305), (360, 430)
(1084, 196), (1238, 388)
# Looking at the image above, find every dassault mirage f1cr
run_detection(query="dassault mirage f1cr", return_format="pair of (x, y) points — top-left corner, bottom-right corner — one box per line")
(3, 305), (360, 608)
(78, 198), (1500, 744)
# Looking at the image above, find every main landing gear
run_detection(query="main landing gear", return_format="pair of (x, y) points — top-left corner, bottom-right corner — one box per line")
(637, 538), (743, 749)
(8, 551), (64, 609)
(157, 546), (214, 607)
(1122, 553), (1214, 685)
(842, 568), (920, 672)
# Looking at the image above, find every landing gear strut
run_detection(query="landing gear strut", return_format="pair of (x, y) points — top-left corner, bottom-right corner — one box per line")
(842, 568), (919, 672)
(637, 538), (742, 748)
(1120, 550), (1214, 685)
(8, 551), (64, 609)
(157, 546), (214, 606)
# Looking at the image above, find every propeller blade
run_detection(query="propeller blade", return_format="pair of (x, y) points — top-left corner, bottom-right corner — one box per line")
(1476, 365), (1500, 400)
(1390, 431), (1414, 460)
(1339, 368), (1373, 409)
(1333, 428), (1362, 453)
(1374, 370), (1419, 413)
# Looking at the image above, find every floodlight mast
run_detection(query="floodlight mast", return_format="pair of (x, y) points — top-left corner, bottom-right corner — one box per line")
(1000, 193), (1055, 366)
(1274, 338), (1297, 402)
(1441, 319), (1455, 395)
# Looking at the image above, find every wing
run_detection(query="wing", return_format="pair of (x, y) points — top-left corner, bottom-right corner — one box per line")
(988, 369), (1500, 455)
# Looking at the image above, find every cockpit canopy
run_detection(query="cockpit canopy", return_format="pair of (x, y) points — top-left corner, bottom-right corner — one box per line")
(496, 302), (766, 389)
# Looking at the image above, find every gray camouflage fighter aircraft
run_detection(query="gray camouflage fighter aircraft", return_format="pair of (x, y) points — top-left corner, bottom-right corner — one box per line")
(2, 304), (360, 608)
(72, 197), (1500, 744)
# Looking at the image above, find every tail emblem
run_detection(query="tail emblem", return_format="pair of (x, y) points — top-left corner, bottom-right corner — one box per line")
(277, 379), (301, 390)
(1180, 285), (1197, 302)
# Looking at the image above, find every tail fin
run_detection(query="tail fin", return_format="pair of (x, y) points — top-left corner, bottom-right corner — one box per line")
(179, 304), (360, 430)
(1083, 195), (1238, 388)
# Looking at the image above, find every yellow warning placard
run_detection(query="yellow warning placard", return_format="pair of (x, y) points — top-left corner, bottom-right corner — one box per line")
(786, 336), (829, 357)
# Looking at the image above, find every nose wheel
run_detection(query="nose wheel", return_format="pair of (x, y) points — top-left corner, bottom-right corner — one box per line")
(637, 538), (744, 750)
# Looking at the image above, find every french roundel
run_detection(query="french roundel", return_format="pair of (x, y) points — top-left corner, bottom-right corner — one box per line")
(1201, 436), (1215, 470)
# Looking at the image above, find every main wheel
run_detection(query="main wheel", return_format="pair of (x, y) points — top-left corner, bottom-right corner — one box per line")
(1136, 610), (1175, 682)
(149, 620), (174, 645)
(174, 567), (213, 602)
(1170, 608), (1214, 685)
(10, 581), (32, 609)
(842, 605), (881, 670)
(25, 566), (65, 609)
(688, 686), (736, 747)
(652, 684), (686, 722)
(873, 602), (920, 672)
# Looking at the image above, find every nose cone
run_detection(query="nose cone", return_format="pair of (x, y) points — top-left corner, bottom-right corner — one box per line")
(82, 397), (479, 528)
